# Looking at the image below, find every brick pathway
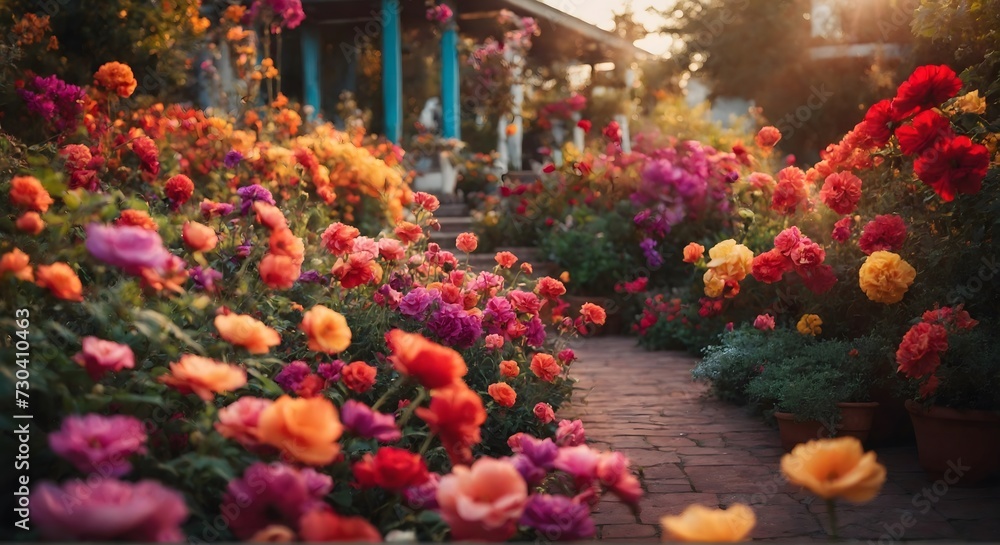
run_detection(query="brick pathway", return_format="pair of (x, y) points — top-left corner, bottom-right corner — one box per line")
(560, 336), (1000, 542)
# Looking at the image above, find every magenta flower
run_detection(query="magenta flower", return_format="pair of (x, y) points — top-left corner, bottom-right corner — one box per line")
(49, 414), (147, 477)
(222, 462), (332, 539)
(426, 4), (454, 23)
(318, 359), (345, 381)
(553, 444), (601, 481)
(404, 472), (441, 510)
(236, 184), (275, 215)
(753, 314), (776, 331)
(85, 223), (172, 275)
(72, 337), (135, 380)
(525, 315), (546, 347)
(399, 287), (440, 319)
(274, 360), (311, 392)
(428, 303), (483, 349)
(340, 400), (402, 442)
(18, 74), (85, 132)
(520, 494), (596, 541)
(32, 479), (187, 541)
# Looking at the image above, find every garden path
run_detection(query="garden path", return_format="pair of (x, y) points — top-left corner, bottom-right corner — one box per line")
(560, 336), (1000, 542)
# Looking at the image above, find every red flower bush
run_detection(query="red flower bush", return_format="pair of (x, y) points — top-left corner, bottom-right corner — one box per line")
(819, 171), (863, 215)
(889, 64), (963, 121)
(913, 135), (990, 201)
(895, 110), (952, 156)
(895, 322), (949, 379)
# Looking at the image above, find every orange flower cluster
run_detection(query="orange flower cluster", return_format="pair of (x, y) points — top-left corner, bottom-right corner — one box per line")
(94, 61), (138, 98)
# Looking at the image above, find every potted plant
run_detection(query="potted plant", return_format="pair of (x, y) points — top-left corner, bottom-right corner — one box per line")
(746, 333), (887, 451)
(897, 308), (1000, 484)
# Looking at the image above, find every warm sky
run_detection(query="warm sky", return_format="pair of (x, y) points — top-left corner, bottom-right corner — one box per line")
(542, 0), (673, 55)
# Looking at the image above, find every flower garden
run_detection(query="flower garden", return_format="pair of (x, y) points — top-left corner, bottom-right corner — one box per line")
(2, 0), (999, 542)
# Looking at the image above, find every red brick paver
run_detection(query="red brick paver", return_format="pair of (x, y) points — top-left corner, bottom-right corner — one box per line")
(560, 336), (1000, 542)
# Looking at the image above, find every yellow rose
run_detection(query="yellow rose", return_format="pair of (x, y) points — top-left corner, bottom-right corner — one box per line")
(706, 239), (754, 282)
(796, 314), (822, 336)
(703, 269), (725, 298)
(858, 251), (916, 304)
(781, 437), (886, 503)
(300, 305), (351, 354)
(660, 504), (756, 542)
(954, 90), (986, 115)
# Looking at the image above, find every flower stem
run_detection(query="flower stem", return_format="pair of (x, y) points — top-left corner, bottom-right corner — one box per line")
(397, 388), (428, 428)
(826, 499), (839, 541)
(419, 432), (436, 456)
(371, 377), (409, 411)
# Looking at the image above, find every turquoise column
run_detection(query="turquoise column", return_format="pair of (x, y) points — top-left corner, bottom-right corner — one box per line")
(441, 20), (460, 140)
(301, 25), (321, 120)
(381, 0), (403, 143)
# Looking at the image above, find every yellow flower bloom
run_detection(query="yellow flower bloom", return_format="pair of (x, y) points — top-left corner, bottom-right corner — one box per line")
(797, 314), (822, 336)
(858, 251), (916, 304)
(954, 90), (986, 115)
(660, 504), (756, 542)
(703, 269), (725, 298)
(780, 437), (886, 503)
(706, 239), (754, 282)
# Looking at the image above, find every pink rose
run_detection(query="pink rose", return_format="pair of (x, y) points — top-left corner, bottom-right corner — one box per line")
(596, 451), (642, 505)
(553, 445), (601, 480)
(507, 290), (542, 315)
(378, 238), (406, 261)
(753, 314), (776, 331)
(73, 337), (135, 380)
(437, 458), (527, 541)
(215, 397), (273, 448)
(555, 419), (586, 446)
(85, 223), (171, 274)
(533, 402), (555, 423)
(484, 334), (504, 350)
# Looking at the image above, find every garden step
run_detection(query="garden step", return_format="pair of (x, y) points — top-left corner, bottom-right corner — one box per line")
(434, 202), (469, 217)
(503, 170), (540, 185)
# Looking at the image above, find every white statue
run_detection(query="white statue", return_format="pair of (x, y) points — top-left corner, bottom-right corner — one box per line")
(419, 97), (442, 133)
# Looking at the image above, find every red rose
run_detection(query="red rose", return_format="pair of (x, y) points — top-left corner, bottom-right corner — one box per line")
(913, 135), (990, 202)
(895, 110), (953, 156)
(890, 64), (963, 121)
(751, 249), (792, 284)
(353, 447), (429, 490)
(770, 167), (809, 215)
(798, 263), (838, 294)
(831, 216), (852, 243)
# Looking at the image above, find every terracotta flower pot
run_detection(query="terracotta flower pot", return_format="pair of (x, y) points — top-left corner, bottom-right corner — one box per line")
(905, 399), (1000, 485)
(774, 412), (832, 452)
(836, 402), (880, 443)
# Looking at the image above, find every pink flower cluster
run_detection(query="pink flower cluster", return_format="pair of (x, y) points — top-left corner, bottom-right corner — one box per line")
(751, 226), (837, 294)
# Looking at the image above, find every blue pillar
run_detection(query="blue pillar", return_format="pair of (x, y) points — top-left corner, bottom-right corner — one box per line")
(301, 25), (321, 120)
(381, 0), (403, 143)
(441, 23), (460, 140)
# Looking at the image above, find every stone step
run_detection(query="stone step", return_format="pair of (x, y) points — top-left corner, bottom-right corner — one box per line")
(435, 202), (469, 217)
(503, 171), (540, 185)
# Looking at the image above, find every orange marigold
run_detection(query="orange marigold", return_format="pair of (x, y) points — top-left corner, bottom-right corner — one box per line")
(9, 175), (53, 212)
(35, 262), (83, 301)
(488, 382), (517, 408)
(214, 313), (281, 354)
(341, 361), (377, 393)
(530, 353), (561, 382)
(94, 61), (138, 97)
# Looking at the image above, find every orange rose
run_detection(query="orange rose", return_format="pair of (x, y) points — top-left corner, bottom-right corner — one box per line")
(416, 383), (486, 465)
(259, 253), (301, 290)
(487, 382), (517, 408)
(436, 458), (528, 541)
(159, 355), (247, 401)
(116, 209), (159, 231)
(342, 361), (377, 393)
(580, 302), (607, 325)
(683, 242), (705, 263)
(182, 221), (218, 252)
(94, 61), (137, 97)
(387, 329), (468, 389)
(9, 175), (53, 212)
(299, 510), (381, 542)
(0, 249), (34, 282)
(15, 212), (45, 235)
(535, 277), (566, 299)
(495, 251), (517, 268)
(35, 262), (83, 301)
(394, 221), (423, 244)
(780, 437), (886, 503)
(661, 504), (756, 542)
(300, 305), (351, 354)
(269, 228), (304, 264)
(253, 201), (287, 231)
(214, 313), (281, 354)
(499, 360), (519, 378)
(455, 232), (478, 253)
(258, 395), (343, 465)
(529, 353), (561, 382)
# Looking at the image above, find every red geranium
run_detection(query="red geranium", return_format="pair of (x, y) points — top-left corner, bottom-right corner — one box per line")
(913, 135), (990, 202)
(895, 110), (953, 156)
(858, 214), (907, 255)
(896, 322), (949, 379)
(890, 64), (963, 121)
(819, 171), (863, 215)
(831, 216), (852, 243)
